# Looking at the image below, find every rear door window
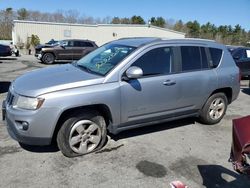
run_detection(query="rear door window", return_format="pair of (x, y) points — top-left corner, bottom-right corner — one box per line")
(83, 42), (94, 47)
(181, 46), (202, 71)
(73, 41), (94, 47)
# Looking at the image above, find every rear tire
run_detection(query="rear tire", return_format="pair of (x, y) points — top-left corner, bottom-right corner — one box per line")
(57, 110), (107, 157)
(42, 53), (55, 64)
(199, 93), (228, 125)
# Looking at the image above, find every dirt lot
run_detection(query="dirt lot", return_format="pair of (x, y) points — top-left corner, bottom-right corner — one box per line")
(0, 55), (250, 188)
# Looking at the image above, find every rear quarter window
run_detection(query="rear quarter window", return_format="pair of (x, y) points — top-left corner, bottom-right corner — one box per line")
(83, 42), (94, 47)
(209, 48), (223, 68)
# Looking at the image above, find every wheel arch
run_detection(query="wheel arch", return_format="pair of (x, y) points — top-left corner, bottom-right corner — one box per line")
(41, 51), (56, 62)
(210, 87), (233, 104)
(51, 104), (113, 143)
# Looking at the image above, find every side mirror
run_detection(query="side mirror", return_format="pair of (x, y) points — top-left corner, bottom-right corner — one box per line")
(125, 66), (143, 79)
(61, 43), (67, 49)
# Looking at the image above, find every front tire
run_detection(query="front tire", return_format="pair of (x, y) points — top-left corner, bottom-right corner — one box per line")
(57, 110), (107, 157)
(199, 93), (228, 125)
(42, 53), (55, 64)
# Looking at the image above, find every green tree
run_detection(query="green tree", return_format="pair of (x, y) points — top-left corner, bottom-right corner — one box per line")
(120, 17), (130, 24)
(173, 20), (185, 32)
(150, 17), (165, 28)
(131, 15), (145, 24)
(186, 20), (200, 38)
(30, 34), (40, 46)
(111, 17), (121, 24)
(232, 24), (243, 45)
(17, 8), (29, 20)
(201, 22), (217, 40)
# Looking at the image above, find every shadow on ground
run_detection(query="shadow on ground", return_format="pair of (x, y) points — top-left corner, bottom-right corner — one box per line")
(0, 57), (17, 60)
(19, 143), (59, 153)
(198, 165), (250, 188)
(0, 81), (11, 94)
(110, 117), (195, 141)
(242, 88), (250, 95)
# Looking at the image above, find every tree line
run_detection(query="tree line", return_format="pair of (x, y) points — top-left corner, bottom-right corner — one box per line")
(0, 8), (249, 46)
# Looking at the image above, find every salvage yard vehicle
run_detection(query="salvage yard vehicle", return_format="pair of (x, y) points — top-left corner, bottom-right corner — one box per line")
(229, 115), (250, 175)
(35, 39), (98, 64)
(230, 47), (250, 77)
(0, 44), (12, 57)
(2, 37), (240, 157)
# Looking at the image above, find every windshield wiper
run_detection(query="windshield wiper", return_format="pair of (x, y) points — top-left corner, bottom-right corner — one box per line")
(77, 64), (92, 73)
(76, 64), (103, 76)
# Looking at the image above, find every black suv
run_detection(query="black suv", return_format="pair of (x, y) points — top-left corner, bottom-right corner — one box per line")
(0, 44), (12, 57)
(35, 39), (98, 64)
(230, 47), (250, 77)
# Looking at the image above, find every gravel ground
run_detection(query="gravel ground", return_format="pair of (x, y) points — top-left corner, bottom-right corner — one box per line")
(0, 55), (250, 188)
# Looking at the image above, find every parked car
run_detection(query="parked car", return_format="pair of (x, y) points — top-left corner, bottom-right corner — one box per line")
(35, 39), (98, 64)
(0, 44), (12, 57)
(2, 38), (240, 157)
(230, 47), (250, 77)
(227, 45), (242, 53)
(9, 42), (19, 57)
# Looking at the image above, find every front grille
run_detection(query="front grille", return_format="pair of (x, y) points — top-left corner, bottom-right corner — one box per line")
(6, 91), (15, 106)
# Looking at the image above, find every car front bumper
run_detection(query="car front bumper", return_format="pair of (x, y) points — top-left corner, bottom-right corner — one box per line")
(2, 99), (59, 146)
(35, 53), (42, 59)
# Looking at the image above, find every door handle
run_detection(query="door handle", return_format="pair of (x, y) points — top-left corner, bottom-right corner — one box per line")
(163, 80), (176, 86)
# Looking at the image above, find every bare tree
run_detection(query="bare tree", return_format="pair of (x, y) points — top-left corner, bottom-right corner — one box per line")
(0, 8), (15, 39)
(64, 10), (79, 23)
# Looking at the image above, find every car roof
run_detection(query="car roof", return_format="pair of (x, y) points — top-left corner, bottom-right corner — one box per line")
(110, 37), (161, 47)
(0, 43), (9, 47)
(62, 39), (95, 42)
(110, 37), (222, 48)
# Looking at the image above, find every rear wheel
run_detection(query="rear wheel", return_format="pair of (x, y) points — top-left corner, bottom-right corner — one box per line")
(199, 93), (228, 125)
(42, 53), (55, 64)
(57, 110), (107, 157)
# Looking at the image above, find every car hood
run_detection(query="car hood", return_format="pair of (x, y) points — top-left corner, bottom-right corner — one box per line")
(13, 64), (104, 97)
(35, 44), (58, 50)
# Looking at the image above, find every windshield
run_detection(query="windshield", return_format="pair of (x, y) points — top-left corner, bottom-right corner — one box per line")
(76, 43), (136, 76)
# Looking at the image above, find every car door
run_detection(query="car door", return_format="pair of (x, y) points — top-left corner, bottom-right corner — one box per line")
(171, 46), (218, 111)
(72, 41), (96, 60)
(72, 41), (85, 60)
(56, 40), (74, 60)
(120, 46), (183, 125)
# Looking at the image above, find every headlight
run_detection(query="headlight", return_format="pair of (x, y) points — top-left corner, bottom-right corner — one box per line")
(13, 96), (45, 110)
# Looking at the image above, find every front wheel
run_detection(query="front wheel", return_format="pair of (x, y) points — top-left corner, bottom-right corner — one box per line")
(42, 53), (55, 64)
(199, 93), (228, 125)
(57, 110), (107, 157)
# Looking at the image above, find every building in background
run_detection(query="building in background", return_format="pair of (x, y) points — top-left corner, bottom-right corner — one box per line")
(12, 20), (185, 46)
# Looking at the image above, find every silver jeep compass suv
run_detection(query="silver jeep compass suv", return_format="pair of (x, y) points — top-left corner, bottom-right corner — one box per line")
(2, 38), (240, 157)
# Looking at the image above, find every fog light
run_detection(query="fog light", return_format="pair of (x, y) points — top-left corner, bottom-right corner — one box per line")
(22, 122), (29, 131)
(16, 121), (29, 131)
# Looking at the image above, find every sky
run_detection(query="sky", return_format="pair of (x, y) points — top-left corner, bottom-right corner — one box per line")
(0, 0), (249, 30)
